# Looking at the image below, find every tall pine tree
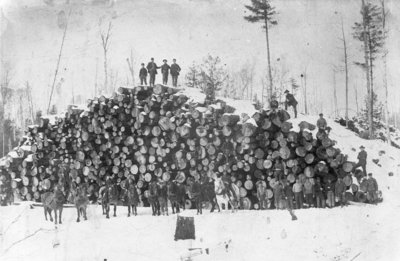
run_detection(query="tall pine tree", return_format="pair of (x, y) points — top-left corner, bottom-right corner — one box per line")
(353, 0), (384, 138)
(244, 0), (277, 102)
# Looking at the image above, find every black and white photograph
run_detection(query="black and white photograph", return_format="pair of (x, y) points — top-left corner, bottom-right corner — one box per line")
(0, 0), (400, 260)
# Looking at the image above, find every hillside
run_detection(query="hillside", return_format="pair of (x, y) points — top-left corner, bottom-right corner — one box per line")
(0, 115), (399, 261)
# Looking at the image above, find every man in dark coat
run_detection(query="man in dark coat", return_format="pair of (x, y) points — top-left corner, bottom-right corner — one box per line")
(324, 179), (335, 208)
(335, 177), (346, 207)
(139, 63), (148, 85)
(366, 173), (378, 204)
(283, 179), (294, 210)
(160, 59), (171, 85)
(317, 113), (331, 137)
(170, 58), (181, 87)
(314, 178), (325, 208)
(354, 146), (367, 176)
(146, 58), (159, 87)
(284, 90), (298, 118)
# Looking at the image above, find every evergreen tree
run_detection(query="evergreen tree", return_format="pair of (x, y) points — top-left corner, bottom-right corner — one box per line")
(353, 0), (384, 138)
(244, 0), (277, 101)
(361, 92), (384, 135)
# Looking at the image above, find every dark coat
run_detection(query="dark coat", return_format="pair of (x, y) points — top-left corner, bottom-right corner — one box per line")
(358, 150), (367, 164)
(146, 62), (158, 74)
(170, 63), (181, 76)
(317, 118), (327, 129)
(366, 177), (378, 192)
(335, 180), (346, 195)
(283, 184), (294, 198)
(139, 68), (148, 77)
(285, 93), (298, 106)
(324, 182), (334, 192)
(161, 64), (171, 75)
(314, 182), (324, 197)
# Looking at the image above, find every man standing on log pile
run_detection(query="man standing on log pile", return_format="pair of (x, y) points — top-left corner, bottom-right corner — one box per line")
(335, 177), (346, 207)
(292, 179), (303, 209)
(139, 63), (148, 85)
(366, 173), (378, 204)
(284, 90), (298, 118)
(314, 178), (325, 208)
(354, 146), (367, 177)
(161, 59), (171, 85)
(146, 58), (159, 87)
(317, 113), (331, 137)
(170, 58), (181, 87)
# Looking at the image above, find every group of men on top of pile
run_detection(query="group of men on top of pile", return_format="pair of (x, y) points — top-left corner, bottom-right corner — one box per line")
(139, 57), (181, 87)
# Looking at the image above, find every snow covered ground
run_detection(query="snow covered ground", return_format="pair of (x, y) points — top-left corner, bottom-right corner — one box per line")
(1, 115), (400, 261)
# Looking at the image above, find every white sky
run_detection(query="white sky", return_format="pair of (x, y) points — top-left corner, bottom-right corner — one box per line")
(1, 0), (399, 118)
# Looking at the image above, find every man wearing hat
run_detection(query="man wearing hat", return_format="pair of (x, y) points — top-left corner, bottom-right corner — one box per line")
(170, 58), (181, 87)
(160, 59), (171, 85)
(146, 58), (159, 87)
(284, 90), (298, 118)
(354, 146), (367, 176)
(366, 173), (378, 204)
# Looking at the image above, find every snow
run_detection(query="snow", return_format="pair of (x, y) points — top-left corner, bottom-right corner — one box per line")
(1, 115), (400, 261)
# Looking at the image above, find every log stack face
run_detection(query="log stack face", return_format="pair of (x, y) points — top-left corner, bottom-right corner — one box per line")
(0, 85), (355, 207)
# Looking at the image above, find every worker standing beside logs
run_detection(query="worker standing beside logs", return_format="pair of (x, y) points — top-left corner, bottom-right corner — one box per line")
(335, 177), (346, 207)
(317, 113), (329, 137)
(314, 178), (325, 208)
(366, 173), (378, 204)
(354, 146), (367, 177)
(283, 179), (294, 210)
(303, 179), (314, 208)
(325, 179), (335, 208)
(170, 58), (181, 87)
(292, 179), (303, 209)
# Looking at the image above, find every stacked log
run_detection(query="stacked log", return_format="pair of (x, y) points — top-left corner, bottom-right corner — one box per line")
(0, 85), (361, 208)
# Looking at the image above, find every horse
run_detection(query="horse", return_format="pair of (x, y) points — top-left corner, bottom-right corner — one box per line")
(71, 183), (89, 222)
(157, 181), (169, 216)
(103, 183), (123, 219)
(214, 177), (240, 212)
(187, 178), (220, 215)
(148, 181), (160, 216)
(41, 184), (65, 225)
(124, 180), (140, 217)
(166, 181), (186, 214)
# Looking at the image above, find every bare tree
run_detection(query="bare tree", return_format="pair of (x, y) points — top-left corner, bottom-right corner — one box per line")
(100, 21), (112, 94)
(0, 64), (13, 156)
(339, 17), (350, 125)
(381, 0), (391, 144)
(126, 49), (135, 85)
(47, 9), (71, 114)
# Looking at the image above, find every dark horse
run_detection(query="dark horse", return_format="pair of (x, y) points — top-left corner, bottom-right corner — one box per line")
(124, 179), (140, 217)
(187, 178), (219, 215)
(41, 184), (65, 225)
(166, 181), (186, 214)
(148, 181), (160, 216)
(103, 182), (123, 219)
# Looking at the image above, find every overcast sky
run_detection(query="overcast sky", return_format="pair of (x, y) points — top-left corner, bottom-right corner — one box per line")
(1, 0), (399, 118)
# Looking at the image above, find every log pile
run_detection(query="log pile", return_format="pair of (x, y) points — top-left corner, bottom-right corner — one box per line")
(0, 85), (361, 208)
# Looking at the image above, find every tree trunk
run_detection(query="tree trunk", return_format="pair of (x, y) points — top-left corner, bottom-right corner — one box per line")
(264, 13), (273, 101)
(341, 18), (349, 126)
(104, 49), (108, 95)
(354, 85), (359, 115)
(382, 0), (391, 144)
(361, 0), (373, 139)
(333, 70), (338, 118)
